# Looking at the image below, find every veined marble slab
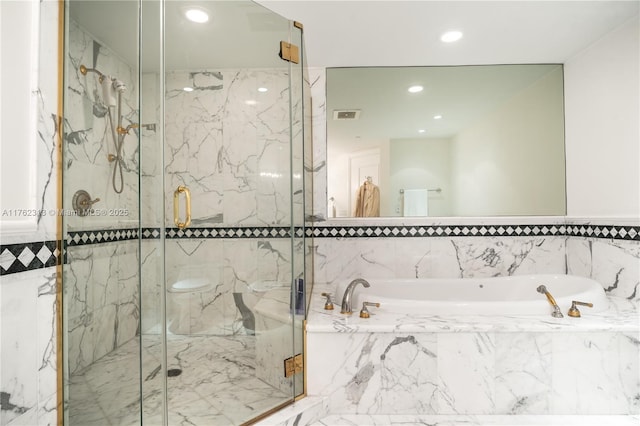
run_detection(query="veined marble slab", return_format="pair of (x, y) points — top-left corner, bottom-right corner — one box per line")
(309, 414), (640, 426)
(307, 284), (639, 334)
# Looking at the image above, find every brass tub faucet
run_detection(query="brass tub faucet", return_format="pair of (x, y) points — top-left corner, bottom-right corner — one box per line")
(321, 292), (334, 310)
(359, 302), (380, 318)
(536, 285), (563, 318)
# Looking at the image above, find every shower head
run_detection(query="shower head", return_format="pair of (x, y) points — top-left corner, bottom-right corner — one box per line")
(112, 79), (126, 93)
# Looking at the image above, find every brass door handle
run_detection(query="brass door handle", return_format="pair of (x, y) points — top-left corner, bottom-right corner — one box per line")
(173, 185), (191, 229)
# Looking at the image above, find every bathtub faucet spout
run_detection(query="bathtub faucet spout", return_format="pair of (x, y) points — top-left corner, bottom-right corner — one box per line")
(341, 278), (370, 315)
(536, 285), (563, 318)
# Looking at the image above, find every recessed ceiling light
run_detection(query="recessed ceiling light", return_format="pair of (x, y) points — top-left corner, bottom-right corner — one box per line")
(441, 31), (463, 43)
(185, 7), (209, 23)
(257, 87), (268, 93)
(183, 87), (194, 92)
(245, 100), (257, 106)
(408, 85), (424, 93)
(418, 129), (426, 133)
(433, 115), (442, 120)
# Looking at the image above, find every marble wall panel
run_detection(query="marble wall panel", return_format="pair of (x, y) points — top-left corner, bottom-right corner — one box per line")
(314, 235), (567, 285)
(309, 68), (327, 222)
(65, 19), (139, 230)
(307, 329), (639, 416)
(550, 331), (640, 414)
(1, 268), (57, 425)
(164, 69), (294, 227)
(1, 6), (61, 423)
(494, 333), (553, 414)
(567, 237), (640, 301)
(65, 240), (139, 374)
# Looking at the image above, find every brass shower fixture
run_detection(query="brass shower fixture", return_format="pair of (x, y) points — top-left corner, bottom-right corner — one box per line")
(79, 64), (106, 83)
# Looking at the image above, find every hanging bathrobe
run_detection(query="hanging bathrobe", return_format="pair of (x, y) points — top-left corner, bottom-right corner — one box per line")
(353, 181), (380, 217)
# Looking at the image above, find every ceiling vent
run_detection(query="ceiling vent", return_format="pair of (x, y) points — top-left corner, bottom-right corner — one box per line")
(333, 110), (361, 120)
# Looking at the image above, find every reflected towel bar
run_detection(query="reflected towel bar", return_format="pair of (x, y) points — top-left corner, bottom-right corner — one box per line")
(400, 188), (442, 194)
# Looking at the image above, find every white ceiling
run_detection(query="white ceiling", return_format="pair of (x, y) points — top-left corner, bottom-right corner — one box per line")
(70, 1), (639, 70)
(257, 0), (637, 144)
(257, 0), (639, 67)
(70, 1), (638, 142)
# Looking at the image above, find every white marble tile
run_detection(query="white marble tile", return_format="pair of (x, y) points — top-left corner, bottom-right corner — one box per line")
(448, 237), (566, 278)
(1, 272), (40, 424)
(551, 331), (640, 414)
(309, 67), (328, 221)
(437, 333), (496, 414)
(36, 271), (58, 407)
(376, 334), (438, 414)
(310, 414), (640, 426)
(255, 396), (329, 426)
(494, 333), (552, 414)
(590, 240), (640, 300)
(314, 238), (397, 285)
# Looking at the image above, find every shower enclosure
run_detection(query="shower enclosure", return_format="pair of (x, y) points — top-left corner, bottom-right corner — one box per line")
(62, 1), (311, 424)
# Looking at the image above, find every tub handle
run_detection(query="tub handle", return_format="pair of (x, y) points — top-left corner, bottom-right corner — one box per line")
(321, 292), (334, 310)
(360, 301), (380, 319)
(567, 300), (593, 318)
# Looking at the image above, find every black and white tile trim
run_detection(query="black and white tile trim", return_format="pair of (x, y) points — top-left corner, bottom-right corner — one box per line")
(565, 224), (639, 240)
(162, 226), (304, 239)
(0, 240), (59, 276)
(308, 224), (571, 238)
(66, 228), (139, 247)
(4, 223), (638, 276)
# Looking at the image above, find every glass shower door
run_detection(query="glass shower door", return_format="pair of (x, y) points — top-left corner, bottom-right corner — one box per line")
(158, 1), (306, 424)
(62, 1), (142, 424)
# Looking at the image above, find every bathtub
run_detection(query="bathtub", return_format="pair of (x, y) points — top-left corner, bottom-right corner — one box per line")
(336, 274), (609, 316)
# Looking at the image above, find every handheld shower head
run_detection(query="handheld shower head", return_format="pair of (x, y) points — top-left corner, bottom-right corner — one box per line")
(112, 79), (126, 93)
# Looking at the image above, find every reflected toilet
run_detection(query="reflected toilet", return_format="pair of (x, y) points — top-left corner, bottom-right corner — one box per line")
(167, 278), (214, 334)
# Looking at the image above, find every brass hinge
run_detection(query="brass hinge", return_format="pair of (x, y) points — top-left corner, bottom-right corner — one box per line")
(279, 41), (300, 64)
(284, 353), (303, 378)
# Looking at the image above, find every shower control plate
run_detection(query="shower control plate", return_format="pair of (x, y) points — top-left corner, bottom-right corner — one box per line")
(72, 190), (100, 216)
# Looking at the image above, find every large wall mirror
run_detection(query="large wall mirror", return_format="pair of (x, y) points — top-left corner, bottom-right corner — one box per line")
(326, 64), (566, 218)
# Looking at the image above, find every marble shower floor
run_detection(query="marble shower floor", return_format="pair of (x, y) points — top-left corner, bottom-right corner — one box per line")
(67, 333), (290, 425)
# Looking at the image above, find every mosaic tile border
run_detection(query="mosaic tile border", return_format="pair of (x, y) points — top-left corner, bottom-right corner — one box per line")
(66, 228), (139, 247)
(0, 240), (60, 276)
(3, 223), (638, 275)
(565, 224), (639, 240)
(310, 224), (640, 239)
(162, 226), (298, 239)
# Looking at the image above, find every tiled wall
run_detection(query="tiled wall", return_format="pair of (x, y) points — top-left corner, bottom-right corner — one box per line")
(62, 18), (141, 375)
(0, 3), (60, 425)
(308, 329), (639, 415)
(309, 220), (640, 301)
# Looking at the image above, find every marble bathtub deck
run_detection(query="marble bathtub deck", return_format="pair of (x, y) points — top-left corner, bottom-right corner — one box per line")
(310, 414), (640, 425)
(68, 333), (290, 425)
(307, 283), (640, 334)
(256, 397), (640, 425)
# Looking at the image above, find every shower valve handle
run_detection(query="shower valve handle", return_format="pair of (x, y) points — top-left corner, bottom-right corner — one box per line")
(80, 197), (100, 208)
